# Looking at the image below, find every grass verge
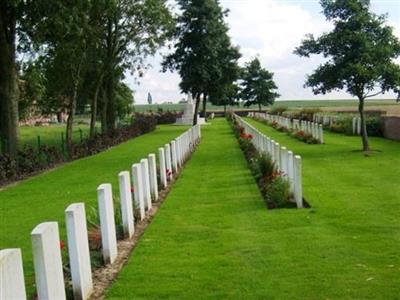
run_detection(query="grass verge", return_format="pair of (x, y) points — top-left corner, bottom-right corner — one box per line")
(0, 124), (187, 297)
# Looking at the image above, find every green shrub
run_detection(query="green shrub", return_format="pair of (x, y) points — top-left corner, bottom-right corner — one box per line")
(264, 176), (292, 208)
(258, 153), (276, 179)
(366, 116), (383, 137)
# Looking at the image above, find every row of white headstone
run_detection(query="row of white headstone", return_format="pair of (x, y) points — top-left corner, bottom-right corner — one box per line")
(249, 112), (324, 144)
(314, 114), (362, 135)
(0, 125), (202, 300)
(313, 114), (337, 127)
(234, 114), (304, 209)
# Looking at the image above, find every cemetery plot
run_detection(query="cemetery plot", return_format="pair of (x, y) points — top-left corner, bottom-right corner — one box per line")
(0, 124), (189, 297)
(249, 112), (324, 144)
(230, 114), (306, 209)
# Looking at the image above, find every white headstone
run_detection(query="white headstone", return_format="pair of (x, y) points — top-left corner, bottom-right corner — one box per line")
(118, 171), (134, 238)
(281, 147), (288, 177)
(140, 159), (152, 211)
(171, 141), (178, 172)
(97, 184), (118, 264)
(287, 151), (294, 193)
(65, 203), (93, 299)
(319, 124), (324, 144)
(0, 249), (27, 300)
(158, 148), (167, 188)
(165, 144), (173, 180)
(294, 155), (303, 209)
(148, 154), (159, 202)
(132, 164), (145, 220)
(274, 142), (281, 170)
(31, 222), (66, 300)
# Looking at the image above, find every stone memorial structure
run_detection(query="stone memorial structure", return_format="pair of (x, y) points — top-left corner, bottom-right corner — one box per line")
(175, 94), (205, 125)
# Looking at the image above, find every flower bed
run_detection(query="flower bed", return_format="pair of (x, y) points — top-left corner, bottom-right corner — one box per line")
(229, 114), (297, 209)
(256, 116), (320, 144)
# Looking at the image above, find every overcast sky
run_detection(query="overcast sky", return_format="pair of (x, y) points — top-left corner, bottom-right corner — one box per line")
(126, 0), (400, 104)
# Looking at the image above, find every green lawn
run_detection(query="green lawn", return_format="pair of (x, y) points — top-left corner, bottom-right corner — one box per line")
(18, 123), (99, 151)
(0, 125), (187, 296)
(107, 118), (400, 299)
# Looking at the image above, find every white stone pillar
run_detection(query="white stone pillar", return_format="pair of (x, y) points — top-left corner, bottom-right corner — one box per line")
(158, 148), (167, 188)
(148, 154), (159, 202)
(132, 164), (145, 220)
(140, 159), (152, 211)
(118, 171), (134, 238)
(171, 141), (178, 173)
(319, 124), (324, 144)
(287, 151), (294, 193)
(0, 249), (27, 300)
(270, 140), (275, 160)
(294, 155), (303, 209)
(274, 142), (281, 170)
(97, 184), (118, 264)
(281, 147), (288, 177)
(31, 222), (66, 300)
(65, 203), (93, 299)
(175, 139), (181, 168)
(165, 144), (173, 180)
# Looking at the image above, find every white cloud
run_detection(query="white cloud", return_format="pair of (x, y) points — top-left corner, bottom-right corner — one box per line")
(126, 0), (400, 104)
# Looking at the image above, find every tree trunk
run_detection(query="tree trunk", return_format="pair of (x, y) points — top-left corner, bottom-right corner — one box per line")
(224, 104), (227, 114)
(202, 93), (207, 121)
(0, 7), (19, 158)
(90, 73), (104, 139)
(66, 62), (82, 151)
(258, 103), (261, 112)
(193, 93), (201, 126)
(358, 97), (370, 152)
(101, 87), (108, 134)
(105, 74), (116, 132)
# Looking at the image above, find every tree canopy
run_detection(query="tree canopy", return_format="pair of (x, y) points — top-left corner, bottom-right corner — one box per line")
(163, 0), (240, 124)
(240, 58), (279, 111)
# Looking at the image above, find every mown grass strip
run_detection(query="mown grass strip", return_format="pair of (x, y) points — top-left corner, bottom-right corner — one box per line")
(0, 125), (188, 296)
(107, 117), (400, 299)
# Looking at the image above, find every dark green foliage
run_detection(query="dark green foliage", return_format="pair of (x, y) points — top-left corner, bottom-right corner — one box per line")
(258, 153), (276, 180)
(240, 58), (280, 111)
(163, 0), (240, 123)
(0, 114), (157, 185)
(264, 176), (292, 208)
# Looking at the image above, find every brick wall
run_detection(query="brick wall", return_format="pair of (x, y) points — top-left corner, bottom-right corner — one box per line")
(383, 116), (400, 141)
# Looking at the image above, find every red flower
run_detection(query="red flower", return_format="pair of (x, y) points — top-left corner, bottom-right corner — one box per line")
(60, 240), (65, 250)
(130, 187), (134, 193)
(240, 133), (253, 140)
(296, 130), (305, 137)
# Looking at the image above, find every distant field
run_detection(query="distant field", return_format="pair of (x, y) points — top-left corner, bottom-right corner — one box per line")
(135, 99), (398, 112)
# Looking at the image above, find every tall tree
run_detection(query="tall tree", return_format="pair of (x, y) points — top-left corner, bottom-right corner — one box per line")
(295, 0), (400, 151)
(0, 1), (20, 157)
(240, 58), (279, 112)
(163, 0), (234, 125)
(206, 33), (241, 118)
(98, 0), (173, 132)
